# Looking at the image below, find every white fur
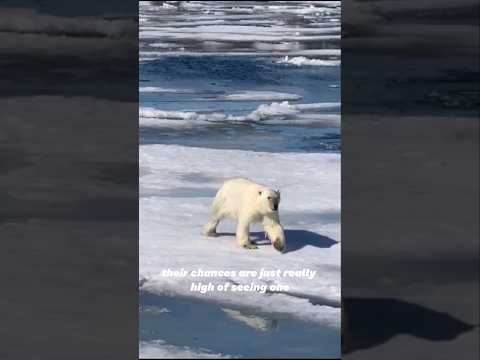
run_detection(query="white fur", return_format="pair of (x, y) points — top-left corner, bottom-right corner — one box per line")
(203, 178), (286, 251)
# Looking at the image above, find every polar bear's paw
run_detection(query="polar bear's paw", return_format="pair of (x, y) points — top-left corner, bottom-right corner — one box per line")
(242, 242), (258, 250)
(202, 224), (218, 237)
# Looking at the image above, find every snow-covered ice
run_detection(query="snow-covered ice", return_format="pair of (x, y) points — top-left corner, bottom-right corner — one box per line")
(139, 1), (341, 64)
(278, 56), (341, 67)
(139, 144), (341, 328)
(140, 49), (341, 61)
(140, 86), (196, 93)
(140, 88), (302, 100)
(139, 101), (340, 128)
(220, 91), (302, 101)
(140, 339), (234, 359)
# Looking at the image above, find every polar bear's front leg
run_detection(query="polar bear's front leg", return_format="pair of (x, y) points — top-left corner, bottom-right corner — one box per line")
(236, 220), (257, 249)
(263, 215), (286, 252)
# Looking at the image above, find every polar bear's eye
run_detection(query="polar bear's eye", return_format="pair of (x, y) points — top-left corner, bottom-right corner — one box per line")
(258, 191), (262, 195)
(267, 196), (271, 200)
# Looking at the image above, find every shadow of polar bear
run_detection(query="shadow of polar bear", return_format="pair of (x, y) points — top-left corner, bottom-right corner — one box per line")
(215, 229), (338, 254)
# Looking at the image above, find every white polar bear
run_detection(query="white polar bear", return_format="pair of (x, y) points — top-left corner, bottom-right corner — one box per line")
(203, 178), (286, 252)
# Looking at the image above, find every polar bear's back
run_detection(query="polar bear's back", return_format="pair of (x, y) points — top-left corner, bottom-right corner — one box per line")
(221, 177), (254, 190)
(212, 178), (258, 218)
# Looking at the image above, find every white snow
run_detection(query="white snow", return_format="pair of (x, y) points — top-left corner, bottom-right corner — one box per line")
(140, 48), (341, 61)
(140, 86), (195, 93)
(139, 108), (226, 128)
(140, 339), (234, 359)
(221, 91), (302, 101)
(140, 29), (339, 43)
(259, 3), (341, 16)
(139, 101), (340, 128)
(142, 24), (340, 36)
(161, 2), (177, 10)
(149, 42), (182, 48)
(244, 101), (340, 122)
(278, 56), (340, 67)
(139, 144), (341, 327)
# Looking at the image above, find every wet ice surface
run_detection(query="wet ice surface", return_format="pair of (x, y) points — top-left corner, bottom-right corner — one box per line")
(139, 1), (340, 358)
(141, 122), (340, 152)
(140, 292), (340, 359)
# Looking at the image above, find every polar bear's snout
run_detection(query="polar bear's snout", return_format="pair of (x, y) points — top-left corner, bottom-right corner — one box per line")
(273, 199), (279, 211)
(268, 190), (281, 212)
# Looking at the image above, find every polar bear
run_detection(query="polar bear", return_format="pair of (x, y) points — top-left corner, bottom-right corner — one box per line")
(203, 178), (286, 252)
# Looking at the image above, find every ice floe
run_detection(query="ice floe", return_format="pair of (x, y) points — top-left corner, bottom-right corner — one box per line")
(140, 339), (234, 359)
(278, 56), (340, 67)
(139, 144), (341, 327)
(220, 91), (302, 101)
(140, 1), (340, 59)
(140, 86), (196, 93)
(140, 101), (340, 128)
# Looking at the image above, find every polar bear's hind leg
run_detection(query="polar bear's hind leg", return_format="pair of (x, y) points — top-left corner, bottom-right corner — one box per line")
(203, 192), (225, 236)
(203, 209), (224, 237)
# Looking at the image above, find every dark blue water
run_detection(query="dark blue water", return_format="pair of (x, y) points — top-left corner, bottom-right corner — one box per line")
(140, 56), (340, 153)
(139, 54), (340, 360)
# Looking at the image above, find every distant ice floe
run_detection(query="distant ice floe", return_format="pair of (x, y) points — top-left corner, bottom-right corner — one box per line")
(140, 88), (302, 101)
(140, 32), (339, 45)
(140, 49), (341, 61)
(149, 42), (182, 48)
(140, 86), (195, 93)
(139, 101), (340, 127)
(246, 101), (340, 122)
(140, 339), (233, 359)
(139, 144), (341, 328)
(140, 25), (340, 42)
(278, 56), (340, 67)
(161, 2), (178, 10)
(139, 1), (340, 59)
(220, 91), (302, 101)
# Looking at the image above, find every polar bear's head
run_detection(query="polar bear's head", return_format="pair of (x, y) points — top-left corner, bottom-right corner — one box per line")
(256, 187), (281, 215)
